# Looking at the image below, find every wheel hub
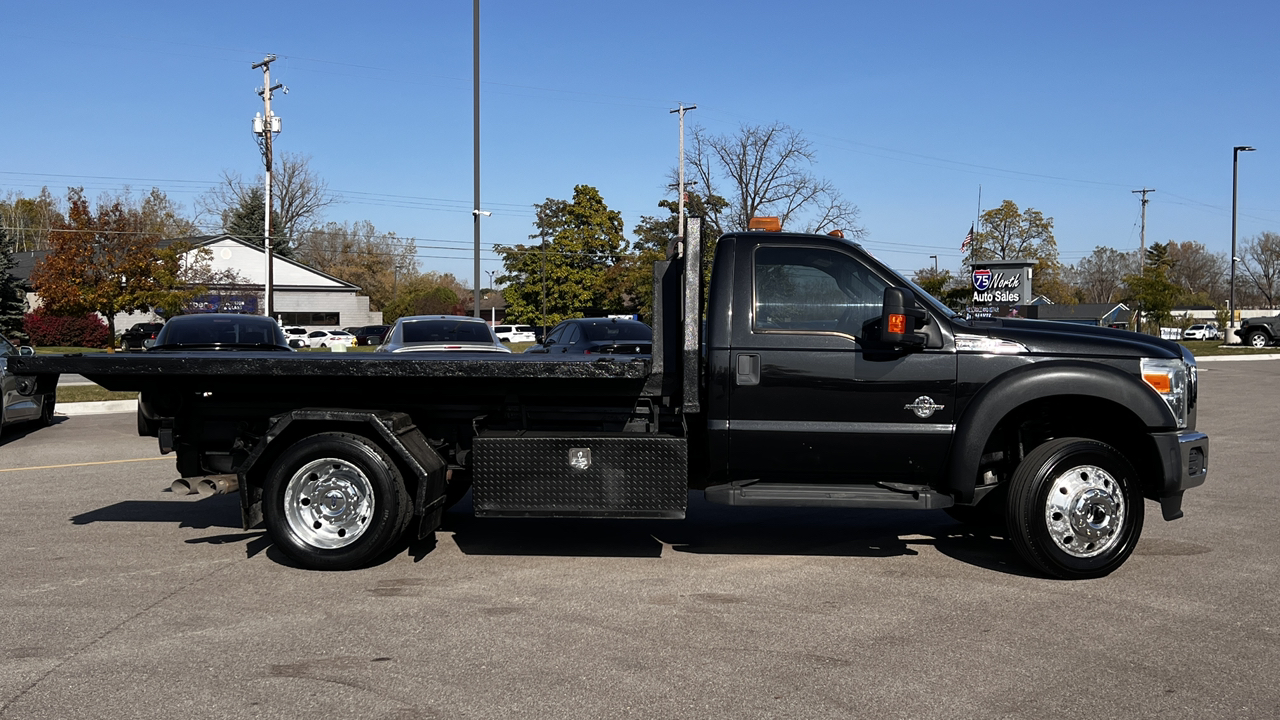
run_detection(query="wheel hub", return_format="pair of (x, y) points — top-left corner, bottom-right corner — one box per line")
(283, 458), (375, 550)
(1044, 464), (1125, 558)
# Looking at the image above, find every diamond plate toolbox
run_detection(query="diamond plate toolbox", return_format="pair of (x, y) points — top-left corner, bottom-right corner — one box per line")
(472, 435), (688, 518)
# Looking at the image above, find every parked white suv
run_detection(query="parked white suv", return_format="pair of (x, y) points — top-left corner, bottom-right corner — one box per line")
(1182, 323), (1220, 341)
(492, 324), (537, 343)
(282, 326), (309, 349)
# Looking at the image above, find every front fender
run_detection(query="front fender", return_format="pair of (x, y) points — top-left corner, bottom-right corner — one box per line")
(948, 360), (1175, 502)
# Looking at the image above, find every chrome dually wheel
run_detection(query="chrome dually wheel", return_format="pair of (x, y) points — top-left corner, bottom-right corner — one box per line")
(1043, 464), (1125, 558)
(264, 432), (412, 570)
(1009, 437), (1144, 579)
(283, 458), (376, 549)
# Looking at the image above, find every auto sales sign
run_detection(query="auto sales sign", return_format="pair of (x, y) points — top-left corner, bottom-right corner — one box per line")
(969, 260), (1033, 306)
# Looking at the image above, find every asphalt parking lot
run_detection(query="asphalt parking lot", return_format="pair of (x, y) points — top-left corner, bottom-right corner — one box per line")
(1, 361), (1277, 720)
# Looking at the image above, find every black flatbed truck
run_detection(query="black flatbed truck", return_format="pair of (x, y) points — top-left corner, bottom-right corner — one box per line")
(11, 219), (1209, 578)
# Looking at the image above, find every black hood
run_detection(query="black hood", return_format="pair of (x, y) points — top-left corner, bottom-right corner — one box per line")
(957, 317), (1186, 360)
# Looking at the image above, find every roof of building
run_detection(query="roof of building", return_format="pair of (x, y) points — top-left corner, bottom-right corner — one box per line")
(11, 235), (359, 292)
(1024, 303), (1131, 321)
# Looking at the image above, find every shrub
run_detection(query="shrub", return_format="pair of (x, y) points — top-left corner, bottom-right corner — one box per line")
(23, 310), (111, 348)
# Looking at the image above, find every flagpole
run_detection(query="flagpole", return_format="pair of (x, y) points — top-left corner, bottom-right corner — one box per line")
(975, 184), (982, 232)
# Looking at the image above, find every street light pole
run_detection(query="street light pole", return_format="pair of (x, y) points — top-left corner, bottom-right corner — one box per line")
(1230, 145), (1255, 332)
(929, 255), (938, 272)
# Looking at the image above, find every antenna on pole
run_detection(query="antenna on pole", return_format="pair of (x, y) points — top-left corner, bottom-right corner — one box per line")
(670, 104), (696, 241)
(252, 54), (286, 319)
(1131, 188), (1154, 334)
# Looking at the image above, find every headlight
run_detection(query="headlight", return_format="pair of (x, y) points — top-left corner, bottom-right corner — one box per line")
(1140, 358), (1188, 428)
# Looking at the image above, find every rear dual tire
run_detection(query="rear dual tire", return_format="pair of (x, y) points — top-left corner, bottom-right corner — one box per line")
(263, 432), (412, 571)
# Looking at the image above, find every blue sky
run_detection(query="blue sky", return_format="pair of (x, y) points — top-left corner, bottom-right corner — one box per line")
(3, 1), (1277, 284)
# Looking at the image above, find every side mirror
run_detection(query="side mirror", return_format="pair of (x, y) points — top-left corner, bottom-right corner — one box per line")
(880, 287), (928, 347)
(19, 346), (35, 356)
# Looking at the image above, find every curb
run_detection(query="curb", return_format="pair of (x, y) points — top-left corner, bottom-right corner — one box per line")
(57, 400), (137, 416)
(1196, 353), (1280, 363)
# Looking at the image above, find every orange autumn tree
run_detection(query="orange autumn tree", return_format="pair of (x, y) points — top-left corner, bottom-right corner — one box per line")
(31, 188), (169, 350)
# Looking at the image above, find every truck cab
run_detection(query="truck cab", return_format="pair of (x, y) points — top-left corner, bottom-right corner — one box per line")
(696, 226), (1206, 578)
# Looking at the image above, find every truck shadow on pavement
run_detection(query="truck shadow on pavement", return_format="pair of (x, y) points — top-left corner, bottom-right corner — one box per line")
(444, 492), (1036, 577)
(70, 492), (242, 530)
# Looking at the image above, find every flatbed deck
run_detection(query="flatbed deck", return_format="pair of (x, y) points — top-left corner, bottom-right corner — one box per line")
(11, 352), (652, 393)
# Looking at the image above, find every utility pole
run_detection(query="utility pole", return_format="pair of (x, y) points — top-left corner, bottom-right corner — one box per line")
(472, 0), (482, 317)
(669, 104), (696, 239)
(1231, 146), (1255, 332)
(252, 55), (286, 319)
(930, 255), (938, 273)
(1131, 188), (1154, 334)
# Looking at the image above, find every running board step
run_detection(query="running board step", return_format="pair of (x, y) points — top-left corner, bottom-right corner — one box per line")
(704, 481), (953, 510)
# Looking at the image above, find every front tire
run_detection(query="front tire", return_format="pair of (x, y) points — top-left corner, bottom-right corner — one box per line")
(1008, 437), (1144, 580)
(263, 432), (412, 570)
(1247, 330), (1270, 348)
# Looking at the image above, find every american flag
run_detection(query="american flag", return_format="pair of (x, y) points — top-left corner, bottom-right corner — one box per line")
(961, 224), (974, 253)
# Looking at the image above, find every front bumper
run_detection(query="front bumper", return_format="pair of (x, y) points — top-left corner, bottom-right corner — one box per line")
(1150, 430), (1208, 521)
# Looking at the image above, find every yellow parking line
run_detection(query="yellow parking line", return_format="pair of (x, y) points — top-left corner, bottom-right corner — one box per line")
(0, 457), (170, 473)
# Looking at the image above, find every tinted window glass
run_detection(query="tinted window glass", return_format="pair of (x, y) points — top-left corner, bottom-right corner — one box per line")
(0, 337), (15, 356)
(754, 246), (888, 337)
(563, 325), (582, 345)
(164, 317), (282, 345)
(402, 320), (494, 343)
(582, 322), (651, 341)
(545, 323), (567, 345)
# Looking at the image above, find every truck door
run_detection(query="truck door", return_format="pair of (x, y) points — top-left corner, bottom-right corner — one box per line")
(726, 243), (956, 486)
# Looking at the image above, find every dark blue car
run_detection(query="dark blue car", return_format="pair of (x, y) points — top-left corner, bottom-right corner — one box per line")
(525, 317), (651, 356)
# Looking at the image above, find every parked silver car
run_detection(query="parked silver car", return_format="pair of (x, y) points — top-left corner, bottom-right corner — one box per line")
(1, 336), (55, 435)
(377, 315), (511, 353)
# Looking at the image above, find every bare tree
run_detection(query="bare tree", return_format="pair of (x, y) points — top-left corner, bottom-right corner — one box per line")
(295, 220), (416, 311)
(1070, 246), (1139, 304)
(1165, 240), (1227, 305)
(688, 122), (864, 236)
(195, 152), (338, 245)
(1239, 231), (1280, 309)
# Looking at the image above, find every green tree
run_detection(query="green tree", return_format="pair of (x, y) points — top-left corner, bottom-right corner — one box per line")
(1124, 243), (1181, 332)
(0, 227), (29, 343)
(911, 267), (970, 311)
(496, 185), (626, 326)
(969, 200), (1072, 303)
(225, 186), (290, 258)
(607, 191), (728, 323)
(381, 273), (464, 323)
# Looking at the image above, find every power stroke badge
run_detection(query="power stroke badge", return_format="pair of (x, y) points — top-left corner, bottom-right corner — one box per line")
(905, 396), (945, 419)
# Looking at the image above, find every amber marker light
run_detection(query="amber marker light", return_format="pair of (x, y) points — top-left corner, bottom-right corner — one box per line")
(748, 216), (782, 232)
(889, 314), (907, 334)
(1142, 370), (1173, 394)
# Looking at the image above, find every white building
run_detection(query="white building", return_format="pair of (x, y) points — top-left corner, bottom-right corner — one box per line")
(105, 235), (382, 330)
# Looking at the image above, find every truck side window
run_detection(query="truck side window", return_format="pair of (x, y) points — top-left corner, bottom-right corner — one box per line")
(753, 246), (889, 338)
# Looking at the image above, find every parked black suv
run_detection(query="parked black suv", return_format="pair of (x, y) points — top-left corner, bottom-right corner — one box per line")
(119, 322), (164, 351)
